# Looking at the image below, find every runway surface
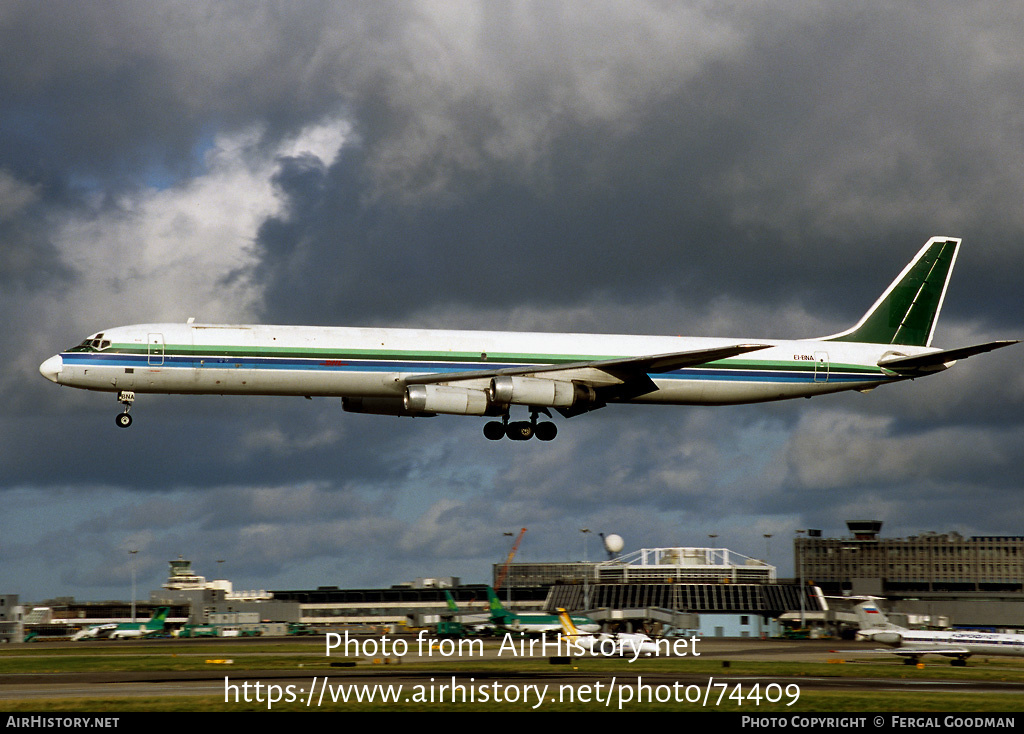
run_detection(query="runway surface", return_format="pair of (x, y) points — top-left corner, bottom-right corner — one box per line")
(4, 637), (1024, 703)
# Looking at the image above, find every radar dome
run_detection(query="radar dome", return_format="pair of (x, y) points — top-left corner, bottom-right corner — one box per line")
(603, 534), (624, 554)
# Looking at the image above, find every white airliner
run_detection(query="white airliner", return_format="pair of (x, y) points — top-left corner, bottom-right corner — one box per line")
(486, 587), (599, 633)
(70, 607), (170, 641)
(556, 608), (660, 660)
(39, 237), (1016, 439)
(852, 600), (1024, 666)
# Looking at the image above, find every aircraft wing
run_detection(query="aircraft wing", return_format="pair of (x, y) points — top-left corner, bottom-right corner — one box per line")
(404, 343), (773, 386)
(879, 340), (1019, 375)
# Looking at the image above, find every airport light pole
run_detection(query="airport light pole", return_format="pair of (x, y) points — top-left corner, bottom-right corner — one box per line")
(502, 533), (513, 605)
(129, 549), (138, 623)
(795, 529), (806, 629)
(580, 528), (592, 611)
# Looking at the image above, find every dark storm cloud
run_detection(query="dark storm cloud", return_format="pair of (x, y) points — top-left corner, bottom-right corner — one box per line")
(0, 170), (72, 289)
(0, 1), (347, 187)
(1, 399), (431, 490)
(244, 4), (1024, 334)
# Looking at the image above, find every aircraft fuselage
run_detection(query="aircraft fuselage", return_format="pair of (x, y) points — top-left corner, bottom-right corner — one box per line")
(862, 627), (1024, 657)
(40, 322), (913, 405)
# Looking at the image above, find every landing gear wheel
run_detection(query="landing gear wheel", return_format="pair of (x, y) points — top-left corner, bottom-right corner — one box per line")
(535, 422), (557, 441)
(115, 390), (135, 428)
(506, 421), (534, 440)
(483, 421), (506, 440)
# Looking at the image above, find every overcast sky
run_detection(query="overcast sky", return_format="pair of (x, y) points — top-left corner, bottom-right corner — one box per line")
(2, 2), (1023, 603)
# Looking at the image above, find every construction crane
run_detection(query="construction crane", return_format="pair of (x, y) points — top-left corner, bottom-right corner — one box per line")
(495, 528), (527, 592)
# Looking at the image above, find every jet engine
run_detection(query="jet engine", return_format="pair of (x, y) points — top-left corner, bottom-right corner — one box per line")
(857, 630), (902, 645)
(403, 384), (492, 416)
(342, 397), (436, 417)
(487, 375), (596, 408)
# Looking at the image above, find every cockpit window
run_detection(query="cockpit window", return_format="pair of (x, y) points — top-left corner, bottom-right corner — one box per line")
(68, 334), (111, 352)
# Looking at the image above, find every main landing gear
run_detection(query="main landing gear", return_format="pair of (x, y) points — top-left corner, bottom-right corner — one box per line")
(483, 410), (558, 441)
(115, 390), (135, 428)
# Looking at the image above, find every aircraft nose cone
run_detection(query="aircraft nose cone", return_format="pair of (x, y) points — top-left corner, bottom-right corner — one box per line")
(39, 354), (63, 383)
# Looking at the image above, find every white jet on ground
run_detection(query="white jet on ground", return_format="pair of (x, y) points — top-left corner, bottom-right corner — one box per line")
(852, 600), (1024, 666)
(556, 608), (660, 660)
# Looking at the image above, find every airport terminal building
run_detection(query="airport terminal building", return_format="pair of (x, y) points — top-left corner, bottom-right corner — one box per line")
(21, 525), (1024, 640)
(797, 521), (1024, 630)
(13, 548), (822, 640)
(267, 547), (821, 638)
(497, 546), (812, 638)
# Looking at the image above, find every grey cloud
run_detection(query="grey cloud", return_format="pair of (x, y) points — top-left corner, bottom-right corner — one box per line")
(241, 5), (1024, 333)
(783, 409), (1018, 490)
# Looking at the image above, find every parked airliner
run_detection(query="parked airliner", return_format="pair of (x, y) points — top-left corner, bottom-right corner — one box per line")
(556, 608), (660, 660)
(71, 607), (170, 641)
(487, 587), (599, 633)
(39, 237), (1016, 439)
(852, 600), (1024, 666)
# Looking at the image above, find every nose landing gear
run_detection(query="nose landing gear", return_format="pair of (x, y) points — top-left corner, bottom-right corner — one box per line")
(483, 409), (558, 441)
(115, 391), (135, 428)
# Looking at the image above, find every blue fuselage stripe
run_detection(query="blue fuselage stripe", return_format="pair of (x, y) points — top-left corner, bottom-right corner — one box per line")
(61, 352), (889, 385)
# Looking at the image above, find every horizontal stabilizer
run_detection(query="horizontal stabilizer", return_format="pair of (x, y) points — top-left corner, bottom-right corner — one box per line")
(879, 340), (1019, 374)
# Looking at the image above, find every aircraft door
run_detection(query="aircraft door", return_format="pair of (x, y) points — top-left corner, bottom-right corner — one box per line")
(147, 333), (165, 366)
(814, 351), (829, 382)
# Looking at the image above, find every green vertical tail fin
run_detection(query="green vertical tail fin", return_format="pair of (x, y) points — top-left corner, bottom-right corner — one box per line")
(146, 607), (171, 628)
(444, 590), (459, 613)
(824, 237), (960, 347)
(486, 587), (510, 619)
